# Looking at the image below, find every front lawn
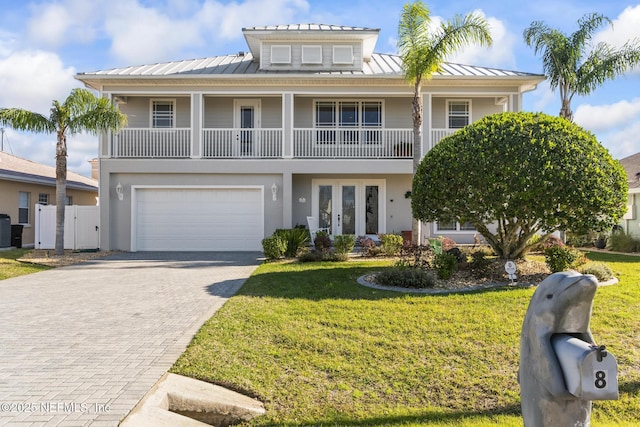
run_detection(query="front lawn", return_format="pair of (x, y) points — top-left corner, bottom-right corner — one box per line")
(172, 252), (640, 426)
(0, 249), (52, 280)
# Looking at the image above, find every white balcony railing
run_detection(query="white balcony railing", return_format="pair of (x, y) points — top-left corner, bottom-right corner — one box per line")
(293, 128), (414, 158)
(202, 129), (282, 158)
(430, 128), (460, 150)
(109, 127), (420, 159)
(112, 128), (191, 158)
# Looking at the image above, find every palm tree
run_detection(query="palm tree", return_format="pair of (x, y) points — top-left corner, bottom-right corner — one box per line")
(398, 0), (492, 244)
(0, 88), (126, 255)
(524, 13), (640, 121)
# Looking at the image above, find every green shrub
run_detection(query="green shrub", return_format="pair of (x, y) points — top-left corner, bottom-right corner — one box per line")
(314, 231), (332, 252)
(380, 234), (403, 256)
(297, 250), (346, 263)
(609, 230), (640, 253)
(577, 262), (614, 282)
(376, 267), (437, 288)
(357, 236), (380, 257)
(434, 252), (458, 280)
(333, 234), (356, 255)
(262, 235), (286, 260)
(468, 250), (493, 279)
(398, 244), (433, 269)
(274, 228), (311, 258)
(543, 246), (585, 272)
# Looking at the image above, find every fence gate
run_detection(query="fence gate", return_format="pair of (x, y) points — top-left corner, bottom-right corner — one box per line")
(34, 204), (99, 250)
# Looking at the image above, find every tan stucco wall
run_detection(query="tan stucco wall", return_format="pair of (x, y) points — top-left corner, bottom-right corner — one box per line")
(0, 180), (98, 247)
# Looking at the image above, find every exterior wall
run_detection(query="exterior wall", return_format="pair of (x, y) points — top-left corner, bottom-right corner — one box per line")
(621, 192), (639, 238)
(119, 96), (191, 128)
(203, 96), (282, 128)
(0, 180), (97, 248)
(431, 96), (504, 129)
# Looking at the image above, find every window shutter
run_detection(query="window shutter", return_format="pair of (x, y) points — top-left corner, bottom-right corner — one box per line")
(333, 46), (353, 64)
(302, 46), (322, 64)
(271, 45), (291, 64)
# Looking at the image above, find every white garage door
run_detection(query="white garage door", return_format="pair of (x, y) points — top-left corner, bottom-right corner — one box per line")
(134, 187), (263, 251)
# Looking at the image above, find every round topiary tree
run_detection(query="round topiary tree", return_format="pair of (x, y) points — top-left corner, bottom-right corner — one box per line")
(412, 112), (628, 259)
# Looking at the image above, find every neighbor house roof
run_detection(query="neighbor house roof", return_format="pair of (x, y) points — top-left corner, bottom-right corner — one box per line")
(0, 152), (98, 191)
(620, 152), (640, 192)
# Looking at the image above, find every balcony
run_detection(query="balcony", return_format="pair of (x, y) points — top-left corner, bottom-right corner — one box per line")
(112, 128), (191, 158)
(109, 128), (457, 159)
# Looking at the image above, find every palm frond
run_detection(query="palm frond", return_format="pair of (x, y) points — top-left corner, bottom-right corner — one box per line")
(0, 108), (55, 134)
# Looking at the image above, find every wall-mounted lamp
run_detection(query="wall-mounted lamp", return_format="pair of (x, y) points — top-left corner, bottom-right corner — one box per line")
(115, 182), (124, 201)
(298, 196), (306, 204)
(271, 183), (278, 201)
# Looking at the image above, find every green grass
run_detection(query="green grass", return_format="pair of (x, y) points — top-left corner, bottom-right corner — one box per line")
(172, 253), (640, 426)
(0, 249), (51, 280)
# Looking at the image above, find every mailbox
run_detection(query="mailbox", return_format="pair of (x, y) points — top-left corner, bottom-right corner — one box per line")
(551, 334), (618, 400)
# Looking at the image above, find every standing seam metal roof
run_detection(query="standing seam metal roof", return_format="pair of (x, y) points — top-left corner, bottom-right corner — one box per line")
(81, 53), (540, 78)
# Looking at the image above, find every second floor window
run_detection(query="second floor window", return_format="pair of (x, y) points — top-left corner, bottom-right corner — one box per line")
(152, 100), (174, 128)
(448, 100), (470, 129)
(315, 100), (382, 144)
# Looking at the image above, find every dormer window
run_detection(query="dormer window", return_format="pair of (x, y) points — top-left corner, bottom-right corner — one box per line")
(302, 45), (323, 64)
(333, 46), (354, 64)
(271, 45), (291, 64)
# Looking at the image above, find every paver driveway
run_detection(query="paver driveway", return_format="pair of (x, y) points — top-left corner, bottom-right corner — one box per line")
(0, 252), (262, 426)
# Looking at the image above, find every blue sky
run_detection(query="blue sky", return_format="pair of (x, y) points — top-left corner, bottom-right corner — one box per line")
(0, 0), (639, 177)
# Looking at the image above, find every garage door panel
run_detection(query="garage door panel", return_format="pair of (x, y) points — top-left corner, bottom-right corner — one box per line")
(135, 188), (263, 251)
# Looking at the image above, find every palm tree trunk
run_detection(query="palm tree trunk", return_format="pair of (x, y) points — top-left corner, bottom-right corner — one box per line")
(412, 81), (423, 245)
(55, 132), (67, 256)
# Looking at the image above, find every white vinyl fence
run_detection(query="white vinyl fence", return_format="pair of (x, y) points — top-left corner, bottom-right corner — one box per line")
(34, 204), (99, 250)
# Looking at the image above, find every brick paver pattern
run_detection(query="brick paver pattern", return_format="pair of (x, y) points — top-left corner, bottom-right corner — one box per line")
(0, 252), (261, 426)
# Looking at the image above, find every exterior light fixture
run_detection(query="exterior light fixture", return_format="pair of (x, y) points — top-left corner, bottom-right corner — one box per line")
(115, 182), (124, 201)
(271, 183), (278, 201)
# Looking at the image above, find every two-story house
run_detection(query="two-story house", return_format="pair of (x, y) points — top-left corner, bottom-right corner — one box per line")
(75, 24), (544, 252)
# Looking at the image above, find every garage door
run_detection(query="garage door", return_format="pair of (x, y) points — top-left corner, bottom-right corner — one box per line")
(134, 187), (263, 251)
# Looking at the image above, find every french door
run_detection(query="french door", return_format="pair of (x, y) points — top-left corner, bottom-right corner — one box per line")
(313, 180), (385, 236)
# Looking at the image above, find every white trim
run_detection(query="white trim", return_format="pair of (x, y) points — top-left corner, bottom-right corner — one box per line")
(302, 45), (323, 64)
(271, 45), (291, 64)
(130, 185), (264, 252)
(333, 45), (354, 64)
(233, 99), (262, 128)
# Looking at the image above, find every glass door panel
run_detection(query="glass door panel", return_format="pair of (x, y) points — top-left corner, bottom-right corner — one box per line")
(240, 106), (254, 156)
(365, 186), (379, 234)
(340, 185), (356, 235)
(318, 185), (333, 231)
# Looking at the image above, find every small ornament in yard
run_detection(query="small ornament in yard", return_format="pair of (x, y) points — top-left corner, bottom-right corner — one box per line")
(505, 260), (517, 284)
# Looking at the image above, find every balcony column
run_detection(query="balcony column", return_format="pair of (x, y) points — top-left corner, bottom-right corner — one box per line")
(191, 93), (202, 158)
(283, 92), (294, 159)
(282, 172), (292, 228)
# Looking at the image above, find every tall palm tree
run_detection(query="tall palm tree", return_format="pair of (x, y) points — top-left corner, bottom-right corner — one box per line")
(398, 0), (492, 244)
(0, 88), (126, 255)
(524, 13), (640, 121)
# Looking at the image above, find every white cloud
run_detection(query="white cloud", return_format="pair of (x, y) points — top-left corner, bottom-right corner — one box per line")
(574, 98), (640, 159)
(574, 98), (640, 132)
(0, 50), (78, 113)
(104, 2), (202, 64)
(27, 4), (71, 47)
(444, 11), (516, 69)
(593, 5), (640, 75)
